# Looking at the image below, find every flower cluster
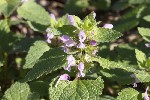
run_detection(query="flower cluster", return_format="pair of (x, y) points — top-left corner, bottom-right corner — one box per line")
(45, 13), (114, 86)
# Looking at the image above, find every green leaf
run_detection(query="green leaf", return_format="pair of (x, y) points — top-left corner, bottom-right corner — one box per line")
(30, 81), (49, 96)
(112, 0), (129, 11)
(135, 71), (150, 82)
(143, 15), (150, 22)
(129, 0), (150, 4)
(91, 0), (111, 10)
(17, 1), (50, 25)
(23, 40), (50, 69)
(3, 82), (31, 100)
(0, 0), (20, 17)
(24, 48), (67, 82)
(27, 92), (40, 100)
(138, 27), (150, 42)
(90, 57), (137, 72)
(64, 0), (89, 14)
(117, 88), (142, 100)
(113, 6), (144, 32)
(49, 77), (104, 100)
(93, 28), (122, 42)
(135, 49), (146, 68)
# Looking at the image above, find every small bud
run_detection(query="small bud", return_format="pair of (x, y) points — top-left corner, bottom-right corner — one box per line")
(68, 15), (75, 26)
(145, 43), (150, 48)
(78, 31), (86, 42)
(103, 24), (113, 29)
(90, 40), (97, 46)
(50, 13), (56, 20)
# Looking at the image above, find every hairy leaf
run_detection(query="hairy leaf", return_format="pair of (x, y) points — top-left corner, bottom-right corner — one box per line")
(135, 71), (150, 82)
(135, 49), (146, 68)
(17, 1), (50, 25)
(23, 40), (50, 69)
(117, 88), (142, 100)
(24, 48), (67, 82)
(138, 27), (150, 42)
(3, 82), (31, 100)
(93, 28), (122, 42)
(49, 77), (104, 100)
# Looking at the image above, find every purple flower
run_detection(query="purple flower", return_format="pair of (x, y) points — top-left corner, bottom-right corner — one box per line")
(78, 31), (86, 42)
(144, 86), (149, 100)
(60, 35), (76, 47)
(64, 55), (76, 71)
(65, 39), (76, 47)
(145, 43), (150, 48)
(78, 72), (85, 77)
(90, 40), (97, 46)
(68, 15), (75, 26)
(77, 62), (85, 78)
(46, 33), (54, 43)
(78, 62), (84, 72)
(50, 13), (56, 20)
(103, 24), (113, 29)
(77, 42), (85, 49)
(55, 74), (70, 87)
(61, 46), (69, 53)
(60, 35), (71, 42)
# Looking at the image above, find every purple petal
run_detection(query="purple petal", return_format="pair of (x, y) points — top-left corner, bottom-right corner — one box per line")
(144, 86), (149, 100)
(145, 43), (150, 48)
(90, 40), (97, 46)
(50, 13), (56, 20)
(77, 72), (85, 78)
(60, 35), (71, 42)
(68, 15), (75, 26)
(46, 39), (51, 44)
(61, 46), (69, 53)
(67, 55), (76, 66)
(103, 24), (113, 29)
(64, 65), (71, 71)
(59, 74), (70, 81)
(46, 33), (54, 39)
(77, 42), (85, 49)
(78, 31), (86, 42)
(65, 39), (76, 47)
(78, 62), (84, 72)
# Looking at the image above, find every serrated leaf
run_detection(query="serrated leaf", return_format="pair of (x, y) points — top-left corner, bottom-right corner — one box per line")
(17, 1), (50, 25)
(23, 40), (50, 69)
(24, 48), (67, 82)
(117, 88), (142, 100)
(135, 49), (146, 68)
(135, 71), (150, 82)
(3, 82), (31, 100)
(0, 0), (20, 17)
(93, 28), (122, 42)
(138, 27), (150, 42)
(143, 15), (150, 22)
(49, 77), (104, 100)
(90, 57), (137, 72)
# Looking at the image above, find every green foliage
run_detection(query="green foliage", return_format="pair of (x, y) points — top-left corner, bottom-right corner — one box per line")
(0, 0), (20, 17)
(24, 48), (67, 82)
(17, 0), (50, 25)
(64, 0), (89, 14)
(117, 88), (142, 100)
(3, 82), (31, 100)
(135, 71), (150, 82)
(135, 49), (146, 68)
(23, 40), (50, 69)
(49, 77), (104, 100)
(91, 0), (111, 10)
(138, 27), (150, 42)
(143, 15), (150, 22)
(93, 28), (122, 42)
